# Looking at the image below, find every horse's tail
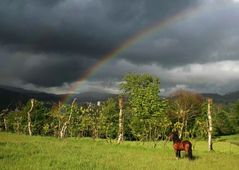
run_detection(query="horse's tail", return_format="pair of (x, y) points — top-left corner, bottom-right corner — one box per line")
(188, 144), (193, 160)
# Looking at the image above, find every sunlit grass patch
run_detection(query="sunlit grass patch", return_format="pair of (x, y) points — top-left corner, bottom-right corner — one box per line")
(0, 132), (239, 170)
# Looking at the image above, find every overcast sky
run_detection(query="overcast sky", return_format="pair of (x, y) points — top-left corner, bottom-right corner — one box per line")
(1, 0), (239, 95)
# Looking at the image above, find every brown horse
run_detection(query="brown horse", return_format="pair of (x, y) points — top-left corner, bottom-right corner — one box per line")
(167, 132), (193, 160)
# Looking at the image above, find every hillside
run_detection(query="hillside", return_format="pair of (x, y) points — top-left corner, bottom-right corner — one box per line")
(202, 91), (239, 104)
(0, 85), (116, 110)
(0, 85), (60, 110)
(0, 85), (238, 110)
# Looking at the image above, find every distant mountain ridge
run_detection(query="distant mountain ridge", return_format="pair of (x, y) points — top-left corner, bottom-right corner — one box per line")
(202, 91), (239, 104)
(0, 85), (238, 110)
(0, 85), (116, 110)
(0, 85), (60, 110)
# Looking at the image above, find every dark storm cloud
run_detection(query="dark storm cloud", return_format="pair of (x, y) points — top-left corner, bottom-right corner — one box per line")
(0, 0), (114, 55)
(119, 2), (239, 67)
(18, 55), (94, 87)
(0, 46), (98, 87)
(0, 0), (195, 55)
(1, 0), (239, 95)
(0, 0), (196, 87)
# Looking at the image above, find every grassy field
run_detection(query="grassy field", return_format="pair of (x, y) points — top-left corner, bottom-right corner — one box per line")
(0, 133), (239, 170)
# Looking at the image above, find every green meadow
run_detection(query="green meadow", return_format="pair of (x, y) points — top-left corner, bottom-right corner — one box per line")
(0, 132), (239, 170)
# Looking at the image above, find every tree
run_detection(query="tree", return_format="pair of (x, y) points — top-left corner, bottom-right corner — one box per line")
(225, 101), (239, 133)
(98, 98), (118, 141)
(0, 108), (9, 131)
(213, 103), (235, 136)
(232, 101), (239, 133)
(60, 98), (77, 138)
(4, 100), (52, 135)
(192, 101), (208, 139)
(169, 89), (203, 139)
(120, 73), (170, 142)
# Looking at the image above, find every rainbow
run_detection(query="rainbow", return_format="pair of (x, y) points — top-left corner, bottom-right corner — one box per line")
(62, 3), (225, 103)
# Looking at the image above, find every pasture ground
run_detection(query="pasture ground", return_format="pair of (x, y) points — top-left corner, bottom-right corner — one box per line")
(0, 132), (239, 170)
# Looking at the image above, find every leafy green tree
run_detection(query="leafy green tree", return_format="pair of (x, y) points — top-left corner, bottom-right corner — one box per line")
(225, 101), (239, 133)
(69, 103), (100, 138)
(192, 101), (209, 139)
(98, 98), (118, 141)
(120, 73), (170, 141)
(49, 102), (65, 137)
(7, 107), (27, 134)
(232, 101), (239, 132)
(67, 104), (84, 137)
(5, 100), (51, 135)
(214, 107), (235, 136)
(31, 101), (52, 135)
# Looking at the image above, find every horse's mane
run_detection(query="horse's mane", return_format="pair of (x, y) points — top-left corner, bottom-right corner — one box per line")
(169, 132), (181, 142)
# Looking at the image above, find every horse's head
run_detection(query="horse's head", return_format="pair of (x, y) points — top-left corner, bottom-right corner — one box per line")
(164, 132), (179, 147)
(168, 132), (179, 141)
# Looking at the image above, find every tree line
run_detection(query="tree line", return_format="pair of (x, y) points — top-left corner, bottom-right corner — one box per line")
(1, 73), (239, 141)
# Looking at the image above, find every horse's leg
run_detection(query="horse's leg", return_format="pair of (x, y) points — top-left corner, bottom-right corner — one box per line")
(175, 150), (179, 159)
(175, 150), (180, 159)
(178, 150), (181, 158)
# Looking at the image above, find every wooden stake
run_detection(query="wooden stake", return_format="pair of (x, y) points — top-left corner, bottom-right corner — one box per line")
(117, 97), (124, 144)
(27, 99), (35, 136)
(1, 108), (9, 131)
(207, 98), (213, 151)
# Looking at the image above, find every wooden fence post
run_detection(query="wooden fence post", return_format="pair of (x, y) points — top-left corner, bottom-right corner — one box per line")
(207, 98), (213, 151)
(1, 108), (9, 131)
(117, 96), (124, 144)
(27, 99), (35, 136)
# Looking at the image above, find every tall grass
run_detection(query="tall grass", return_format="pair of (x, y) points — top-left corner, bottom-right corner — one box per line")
(0, 132), (239, 170)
